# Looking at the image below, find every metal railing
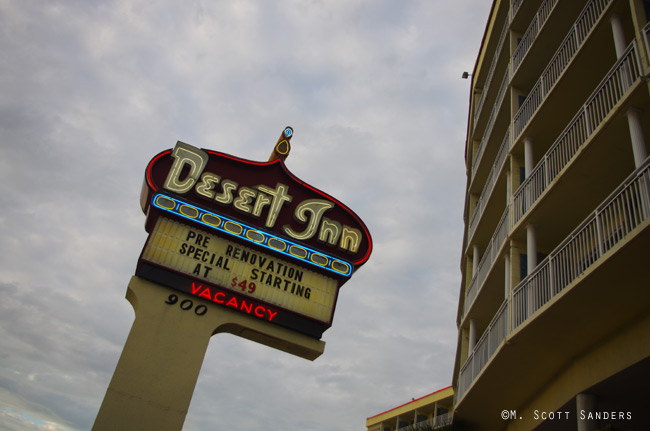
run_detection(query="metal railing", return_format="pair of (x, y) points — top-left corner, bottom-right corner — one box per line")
(513, 157), (650, 327)
(543, 27), (579, 90)
(472, 67), (510, 182)
(513, 0), (613, 138)
(459, 156), (650, 401)
(512, 0), (559, 73)
(458, 300), (509, 398)
(598, 163), (650, 254)
(585, 42), (641, 130)
(396, 413), (454, 431)
(468, 127), (511, 241)
(473, 17), (511, 138)
(513, 41), (642, 224)
(576, 0), (611, 42)
(465, 204), (510, 317)
(643, 22), (650, 62)
(511, 0), (524, 20)
(514, 78), (544, 138)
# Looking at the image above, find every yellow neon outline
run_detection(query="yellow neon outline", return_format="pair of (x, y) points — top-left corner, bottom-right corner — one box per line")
(268, 238), (287, 251)
(201, 213), (222, 227)
(179, 205), (199, 219)
(276, 140), (289, 155)
(289, 245), (308, 258)
(224, 221), (243, 235)
(155, 196), (176, 210)
(331, 261), (351, 274)
(310, 253), (329, 266)
(246, 230), (265, 243)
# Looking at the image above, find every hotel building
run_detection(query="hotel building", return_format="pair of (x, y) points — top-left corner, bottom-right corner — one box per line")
(453, 0), (650, 429)
(365, 387), (454, 431)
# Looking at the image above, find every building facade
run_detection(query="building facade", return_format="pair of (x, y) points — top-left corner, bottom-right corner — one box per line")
(366, 387), (454, 431)
(452, 0), (650, 430)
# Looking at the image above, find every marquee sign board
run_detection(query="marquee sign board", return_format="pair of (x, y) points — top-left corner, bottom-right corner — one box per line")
(137, 133), (372, 338)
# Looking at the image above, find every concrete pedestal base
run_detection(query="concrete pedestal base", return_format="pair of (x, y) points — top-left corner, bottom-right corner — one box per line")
(92, 276), (325, 431)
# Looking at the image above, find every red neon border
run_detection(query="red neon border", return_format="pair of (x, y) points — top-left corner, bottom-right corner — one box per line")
(144, 148), (373, 266)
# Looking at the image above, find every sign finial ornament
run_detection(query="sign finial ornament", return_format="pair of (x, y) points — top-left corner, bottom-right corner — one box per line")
(269, 126), (293, 162)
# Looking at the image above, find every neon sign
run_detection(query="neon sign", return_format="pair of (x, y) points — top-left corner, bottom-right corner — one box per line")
(141, 141), (372, 274)
(138, 134), (372, 338)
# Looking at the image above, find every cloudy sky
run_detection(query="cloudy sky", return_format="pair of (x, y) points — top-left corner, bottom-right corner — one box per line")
(0, 1), (492, 430)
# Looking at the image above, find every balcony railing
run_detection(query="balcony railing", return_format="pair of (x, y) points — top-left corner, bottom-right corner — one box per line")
(513, 157), (650, 327)
(511, 0), (524, 20)
(513, 0), (613, 138)
(512, 0), (559, 73)
(465, 204), (510, 317)
(473, 18), (511, 137)
(468, 127), (511, 241)
(643, 22), (650, 62)
(472, 67), (510, 181)
(395, 413), (454, 431)
(459, 156), (650, 401)
(513, 41), (642, 225)
(575, 0), (611, 41)
(458, 300), (509, 398)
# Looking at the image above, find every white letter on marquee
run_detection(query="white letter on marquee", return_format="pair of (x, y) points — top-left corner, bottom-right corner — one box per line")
(284, 199), (334, 240)
(163, 142), (209, 194)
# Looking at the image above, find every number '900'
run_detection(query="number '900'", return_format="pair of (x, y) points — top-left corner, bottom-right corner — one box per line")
(165, 294), (207, 316)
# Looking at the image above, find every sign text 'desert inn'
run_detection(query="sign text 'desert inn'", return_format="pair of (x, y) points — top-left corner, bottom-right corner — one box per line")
(138, 140), (372, 338)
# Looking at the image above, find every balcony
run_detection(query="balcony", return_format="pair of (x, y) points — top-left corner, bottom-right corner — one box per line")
(472, 17), (510, 139)
(513, 0), (614, 139)
(472, 0), (584, 185)
(511, 0), (559, 74)
(394, 413), (453, 431)
(513, 40), (643, 225)
(458, 300), (508, 399)
(468, 128), (510, 242)
(457, 155), (650, 402)
(512, 157), (650, 327)
(464, 204), (509, 319)
(471, 68), (510, 183)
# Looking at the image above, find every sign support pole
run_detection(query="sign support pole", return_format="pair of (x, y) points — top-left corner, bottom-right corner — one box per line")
(92, 277), (325, 431)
